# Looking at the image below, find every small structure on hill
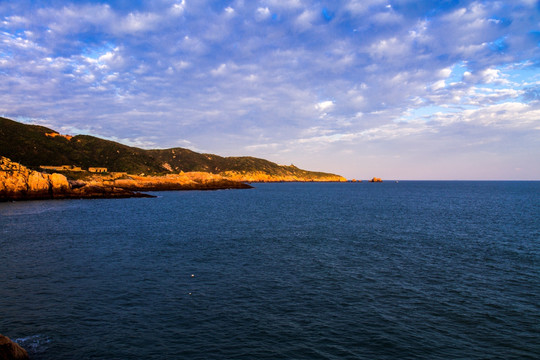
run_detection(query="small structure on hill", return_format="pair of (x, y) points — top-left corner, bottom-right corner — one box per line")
(39, 165), (107, 173)
(89, 167), (108, 173)
(40, 165), (82, 172)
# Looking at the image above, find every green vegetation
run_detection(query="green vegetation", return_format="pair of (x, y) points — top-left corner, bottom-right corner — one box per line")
(0, 117), (343, 179)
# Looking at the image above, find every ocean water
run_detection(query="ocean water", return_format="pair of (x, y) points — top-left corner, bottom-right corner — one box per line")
(1, 181), (539, 360)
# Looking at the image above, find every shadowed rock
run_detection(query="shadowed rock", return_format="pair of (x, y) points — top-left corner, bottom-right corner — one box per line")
(0, 335), (29, 360)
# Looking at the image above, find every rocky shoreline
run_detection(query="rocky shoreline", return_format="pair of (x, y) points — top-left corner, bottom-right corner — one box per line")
(0, 334), (28, 360)
(1, 155), (353, 202)
(0, 157), (252, 201)
(220, 170), (347, 183)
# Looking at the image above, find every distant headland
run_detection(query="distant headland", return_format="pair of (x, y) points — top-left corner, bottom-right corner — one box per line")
(0, 117), (346, 201)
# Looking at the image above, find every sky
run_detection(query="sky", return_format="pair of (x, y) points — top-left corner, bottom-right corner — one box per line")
(1, 0), (539, 180)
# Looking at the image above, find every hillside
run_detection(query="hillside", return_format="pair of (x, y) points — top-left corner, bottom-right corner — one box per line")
(0, 117), (345, 181)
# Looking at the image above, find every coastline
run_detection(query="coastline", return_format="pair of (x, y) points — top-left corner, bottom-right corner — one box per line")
(0, 157), (253, 202)
(1, 157), (353, 202)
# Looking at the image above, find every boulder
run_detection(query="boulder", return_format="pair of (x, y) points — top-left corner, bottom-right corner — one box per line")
(50, 173), (70, 192)
(0, 334), (29, 360)
(27, 171), (51, 193)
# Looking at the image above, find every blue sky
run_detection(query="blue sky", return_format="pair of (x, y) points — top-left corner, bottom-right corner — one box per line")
(1, 0), (539, 179)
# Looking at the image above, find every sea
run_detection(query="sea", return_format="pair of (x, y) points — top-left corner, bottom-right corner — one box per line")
(1, 181), (539, 360)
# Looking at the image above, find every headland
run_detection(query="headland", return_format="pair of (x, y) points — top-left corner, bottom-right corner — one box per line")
(0, 117), (346, 201)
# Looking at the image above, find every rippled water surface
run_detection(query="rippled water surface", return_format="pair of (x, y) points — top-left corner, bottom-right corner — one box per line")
(1, 182), (539, 359)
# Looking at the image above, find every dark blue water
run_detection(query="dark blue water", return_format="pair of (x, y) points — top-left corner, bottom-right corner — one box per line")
(1, 182), (539, 359)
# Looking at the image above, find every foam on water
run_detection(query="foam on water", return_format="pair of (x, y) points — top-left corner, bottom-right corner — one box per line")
(14, 335), (51, 356)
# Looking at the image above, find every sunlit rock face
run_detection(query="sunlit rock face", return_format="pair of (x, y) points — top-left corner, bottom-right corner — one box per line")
(0, 156), (70, 199)
(369, 177), (383, 182)
(220, 171), (347, 182)
(0, 334), (29, 360)
(0, 157), (145, 200)
(0, 157), (250, 201)
(112, 172), (252, 191)
(50, 173), (71, 192)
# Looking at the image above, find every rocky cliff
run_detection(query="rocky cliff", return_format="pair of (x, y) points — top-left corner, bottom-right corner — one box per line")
(0, 157), (151, 200)
(1, 156), (71, 200)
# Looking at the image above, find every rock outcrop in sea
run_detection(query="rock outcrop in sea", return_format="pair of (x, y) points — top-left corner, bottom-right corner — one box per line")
(0, 334), (29, 360)
(369, 177), (383, 182)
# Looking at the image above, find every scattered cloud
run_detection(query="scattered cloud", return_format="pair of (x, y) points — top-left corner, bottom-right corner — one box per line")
(224, 6), (235, 17)
(0, 0), (539, 179)
(170, 0), (186, 16)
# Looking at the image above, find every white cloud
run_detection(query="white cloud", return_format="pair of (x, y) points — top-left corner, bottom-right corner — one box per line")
(3, 15), (30, 27)
(295, 9), (317, 30)
(255, 7), (271, 21)
(37, 4), (114, 34)
(517, 0), (539, 6)
(315, 101), (334, 112)
(174, 60), (191, 70)
(431, 80), (446, 91)
(445, 102), (540, 128)
(224, 6), (235, 17)
(116, 12), (161, 33)
(464, 68), (509, 85)
(371, 9), (403, 24)
(263, 0), (303, 10)
(97, 48), (124, 69)
(170, 0), (186, 15)
(299, 100), (540, 147)
(345, 0), (388, 14)
(211, 63), (228, 76)
(180, 35), (207, 54)
(1, 31), (44, 52)
(369, 37), (409, 60)
(439, 67), (452, 78)
(245, 74), (258, 82)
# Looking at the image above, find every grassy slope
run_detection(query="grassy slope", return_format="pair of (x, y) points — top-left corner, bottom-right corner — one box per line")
(0, 117), (344, 179)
